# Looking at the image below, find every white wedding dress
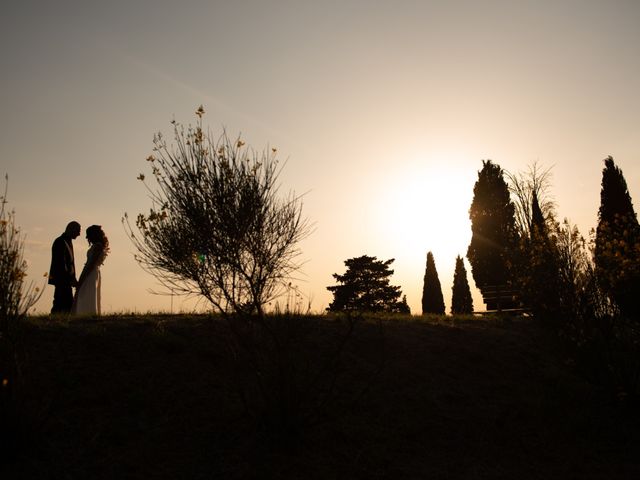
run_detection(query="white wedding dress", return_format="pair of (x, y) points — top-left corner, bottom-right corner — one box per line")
(73, 244), (105, 315)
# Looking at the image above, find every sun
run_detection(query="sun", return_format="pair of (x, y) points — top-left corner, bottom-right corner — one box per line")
(362, 156), (481, 313)
(370, 163), (476, 267)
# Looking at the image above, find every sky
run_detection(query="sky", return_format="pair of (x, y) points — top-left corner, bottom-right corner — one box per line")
(1, 0), (639, 314)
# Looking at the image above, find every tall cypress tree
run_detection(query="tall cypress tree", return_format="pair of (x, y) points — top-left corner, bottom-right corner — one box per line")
(520, 191), (560, 321)
(422, 251), (445, 314)
(451, 255), (473, 314)
(595, 156), (640, 317)
(530, 191), (546, 236)
(467, 160), (518, 289)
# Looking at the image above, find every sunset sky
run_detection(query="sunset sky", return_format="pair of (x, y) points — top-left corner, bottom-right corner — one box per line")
(2, 0), (639, 314)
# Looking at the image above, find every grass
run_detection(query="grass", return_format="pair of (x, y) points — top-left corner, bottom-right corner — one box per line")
(3, 313), (640, 479)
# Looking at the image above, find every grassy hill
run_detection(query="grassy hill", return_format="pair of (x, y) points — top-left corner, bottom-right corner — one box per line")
(4, 314), (639, 479)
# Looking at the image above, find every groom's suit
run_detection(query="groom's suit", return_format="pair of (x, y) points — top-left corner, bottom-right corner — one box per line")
(49, 233), (77, 313)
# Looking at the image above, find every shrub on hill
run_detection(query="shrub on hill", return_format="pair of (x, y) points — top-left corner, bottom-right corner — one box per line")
(327, 256), (408, 313)
(124, 106), (310, 317)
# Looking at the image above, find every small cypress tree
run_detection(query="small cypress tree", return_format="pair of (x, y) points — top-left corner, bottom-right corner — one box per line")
(451, 255), (473, 314)
(422, 251), (445, 314)
(595, 156), (640, 317)
(397, 295), (411, 315)
(531, 191), (546, 235)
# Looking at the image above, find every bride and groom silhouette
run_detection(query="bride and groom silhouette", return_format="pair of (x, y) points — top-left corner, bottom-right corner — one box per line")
(49, 221), (109, 315)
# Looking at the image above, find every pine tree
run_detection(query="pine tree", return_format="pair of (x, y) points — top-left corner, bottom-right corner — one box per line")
(595, 156), (640, 317)
(467, 160), (518, 289)
(451, 255), (473, 314)
(422, 251), (445, 314)
(327, 255), (406, 312)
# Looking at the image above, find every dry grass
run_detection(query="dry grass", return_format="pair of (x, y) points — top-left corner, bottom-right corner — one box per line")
(3, 313), (639, 479)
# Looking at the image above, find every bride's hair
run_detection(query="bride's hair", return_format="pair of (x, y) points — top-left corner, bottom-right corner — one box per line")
(86, 225), (109, 251)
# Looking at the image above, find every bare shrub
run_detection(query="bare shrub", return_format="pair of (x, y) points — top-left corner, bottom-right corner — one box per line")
(0, 175), (44, 458)
(123, 106), (310, 316)
(124, 109), (377, 441)
(506, 162), (556, 239)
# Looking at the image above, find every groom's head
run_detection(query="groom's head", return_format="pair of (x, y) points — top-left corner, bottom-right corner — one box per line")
(65, 221), (81, 239)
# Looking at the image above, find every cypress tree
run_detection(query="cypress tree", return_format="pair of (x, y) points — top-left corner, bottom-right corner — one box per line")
(595, 156), (640, 317)
(422, 251), (445, 314)
(597, 156), (637, 227)
(451, 255), (473, 314)
(467, 160), (518, 289)
(530, 191), (546, 237)
(521, 191), (561, 321)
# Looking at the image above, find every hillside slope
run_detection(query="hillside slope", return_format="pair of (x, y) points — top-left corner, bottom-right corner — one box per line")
(4, 315), (639, 479)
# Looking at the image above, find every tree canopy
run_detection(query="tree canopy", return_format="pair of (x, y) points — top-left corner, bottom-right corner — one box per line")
(327, 255), (407, 313)
(124, 107), (310, 316)
(467, 160), (518, 288)
(595, 156), (640, 317)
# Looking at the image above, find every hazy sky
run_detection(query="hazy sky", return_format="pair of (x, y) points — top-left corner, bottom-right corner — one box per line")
(2, 0), (639, 314)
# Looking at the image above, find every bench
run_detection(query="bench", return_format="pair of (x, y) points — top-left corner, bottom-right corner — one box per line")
(476, 284), (524, 314)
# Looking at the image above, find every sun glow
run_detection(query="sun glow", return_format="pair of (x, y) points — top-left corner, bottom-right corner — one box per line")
(366, 158), (479, 312)
(373, 164), (474, 262)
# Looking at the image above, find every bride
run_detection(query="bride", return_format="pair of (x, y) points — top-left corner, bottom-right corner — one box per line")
(73, 225), (109, 315)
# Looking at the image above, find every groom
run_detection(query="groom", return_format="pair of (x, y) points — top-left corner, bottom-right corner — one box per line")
(49, 221), (81, 313)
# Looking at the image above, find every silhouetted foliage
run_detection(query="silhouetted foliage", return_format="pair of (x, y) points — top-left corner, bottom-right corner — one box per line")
(518, 191), (561, 322)
(422, 251), (445, 315)
(467, 160), (518, 289)
(124, 107), (310, 316)
(506, 162), (555, 239)
(554, 220), (590, 316)
(553, 219), (600, 330)
(557, 222), (640, 401)
(0, 176), (43, 459)
(505, 163), (563, 321)
(594, 156), (640, 318)
(531, 191), (546, 235)
(327, 256), (406, 313)
(398, 295), (411, 314)
(451, 255), (473, 314)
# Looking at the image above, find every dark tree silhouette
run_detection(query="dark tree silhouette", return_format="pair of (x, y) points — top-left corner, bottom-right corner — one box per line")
(467, 160), (518, 288)
(506, 162), (555, 239)
(1, 176), (43, 451)
(519, 191), (561, 321)
(505, 163), (563, 321)
(398, 295), (411, 315)
(327, 255), (406, 313)
(531, 191), (546, 235)
(595, 156), (640, 317)
(123, 107), (310, 316)
(422, 251), (445, 315)
(451, 255), (473, 314)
